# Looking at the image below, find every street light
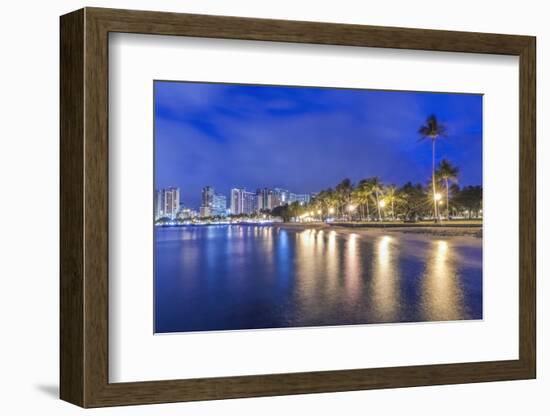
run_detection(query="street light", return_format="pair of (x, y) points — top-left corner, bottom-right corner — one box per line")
(328, 207), (335, 215)
(317, 210), (322, 215)
(379, 200), (386, 208)
(433, 192), (443, 223)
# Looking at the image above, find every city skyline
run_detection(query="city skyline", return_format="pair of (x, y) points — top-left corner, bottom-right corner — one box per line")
(154, 81), (482, 210)
(155, 183), (313, 219)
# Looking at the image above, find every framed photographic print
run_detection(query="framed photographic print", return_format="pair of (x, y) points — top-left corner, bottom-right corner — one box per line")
(60, 7), (536, 407)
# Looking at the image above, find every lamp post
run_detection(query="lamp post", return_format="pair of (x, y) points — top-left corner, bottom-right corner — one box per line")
(434, 193), (442, 222)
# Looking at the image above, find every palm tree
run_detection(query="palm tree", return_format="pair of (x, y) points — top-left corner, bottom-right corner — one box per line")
(351, 187), (363, 220)
(436, 159), (459, 219)
(314, 189), (331, 220)
(368, 177), (383, 221)
(448, 183), (461, 217)
(418, 115), (447, 222)
(384, 185), (401, 220)
(356, 179), (374, 221)
(326, 188), (338, 216)
(335, 178), (353, 219)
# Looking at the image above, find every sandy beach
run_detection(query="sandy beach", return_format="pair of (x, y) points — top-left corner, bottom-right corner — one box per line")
(272, 221), (482, 238)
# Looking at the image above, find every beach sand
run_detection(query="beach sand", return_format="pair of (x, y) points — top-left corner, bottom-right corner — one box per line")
(272, 222), (482, 238)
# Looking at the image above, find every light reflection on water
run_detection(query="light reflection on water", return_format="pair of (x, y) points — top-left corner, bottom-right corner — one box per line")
(344, 233), (361, 304)
(421, 240), (464, 321)
(372, 235), (400, 322)
(155, 225), (482, 333)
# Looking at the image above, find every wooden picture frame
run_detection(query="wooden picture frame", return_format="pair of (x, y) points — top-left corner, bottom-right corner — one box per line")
(60, 7), (536, 408)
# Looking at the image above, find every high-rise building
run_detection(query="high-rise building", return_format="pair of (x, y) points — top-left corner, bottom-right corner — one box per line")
(154, 190), (162, 219)
(289, 193), (311, 206)
(272, 188), (290, 208)
(199, 206), (211, 217)
(155, 187), (180, 219)
(200, 186), (227, 217)
(256, 188), (274, 212)
(243, 191), (256, 214)
(231, 188), (243, 215)
(212, 193), (227, 216)
(201, 186), (214, 208)
(200, 186), (214, 217)
(231, 188), (257, 215)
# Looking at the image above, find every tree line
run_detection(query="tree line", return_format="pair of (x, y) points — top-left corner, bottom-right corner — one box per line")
(271, 162), (482, 222)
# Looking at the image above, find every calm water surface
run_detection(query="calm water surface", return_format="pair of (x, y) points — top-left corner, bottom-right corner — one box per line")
(154, 225), (482, 333)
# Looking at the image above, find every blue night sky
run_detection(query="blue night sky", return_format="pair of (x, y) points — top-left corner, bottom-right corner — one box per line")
(154, 81), (482, 210)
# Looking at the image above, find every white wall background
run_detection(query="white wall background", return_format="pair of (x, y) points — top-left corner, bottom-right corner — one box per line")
(0, 0), (545, 414)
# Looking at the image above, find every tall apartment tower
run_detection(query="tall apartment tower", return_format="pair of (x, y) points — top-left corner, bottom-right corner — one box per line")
(256, 188), (274, 212)
(201, 186), (227, 217)
(231, 188), (257, 215)
(155, 187), (180, 219)
(231, 188), (243, 215)
(200, 186), (215, 217)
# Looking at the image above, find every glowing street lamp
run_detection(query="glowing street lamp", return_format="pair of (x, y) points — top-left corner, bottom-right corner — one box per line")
(433, 192), (443, 222)
(379, 200), (386, 208)
(328, 207), (335, 215)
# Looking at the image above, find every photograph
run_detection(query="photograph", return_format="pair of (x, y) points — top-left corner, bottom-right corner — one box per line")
(153, 80), (483, 334)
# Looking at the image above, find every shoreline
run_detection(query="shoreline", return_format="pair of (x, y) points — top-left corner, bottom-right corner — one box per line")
(156, 221), (483, 238)
(272, 222), (482, 238)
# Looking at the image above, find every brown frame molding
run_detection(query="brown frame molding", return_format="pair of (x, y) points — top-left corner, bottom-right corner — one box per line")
(60, 7), (536, 408)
